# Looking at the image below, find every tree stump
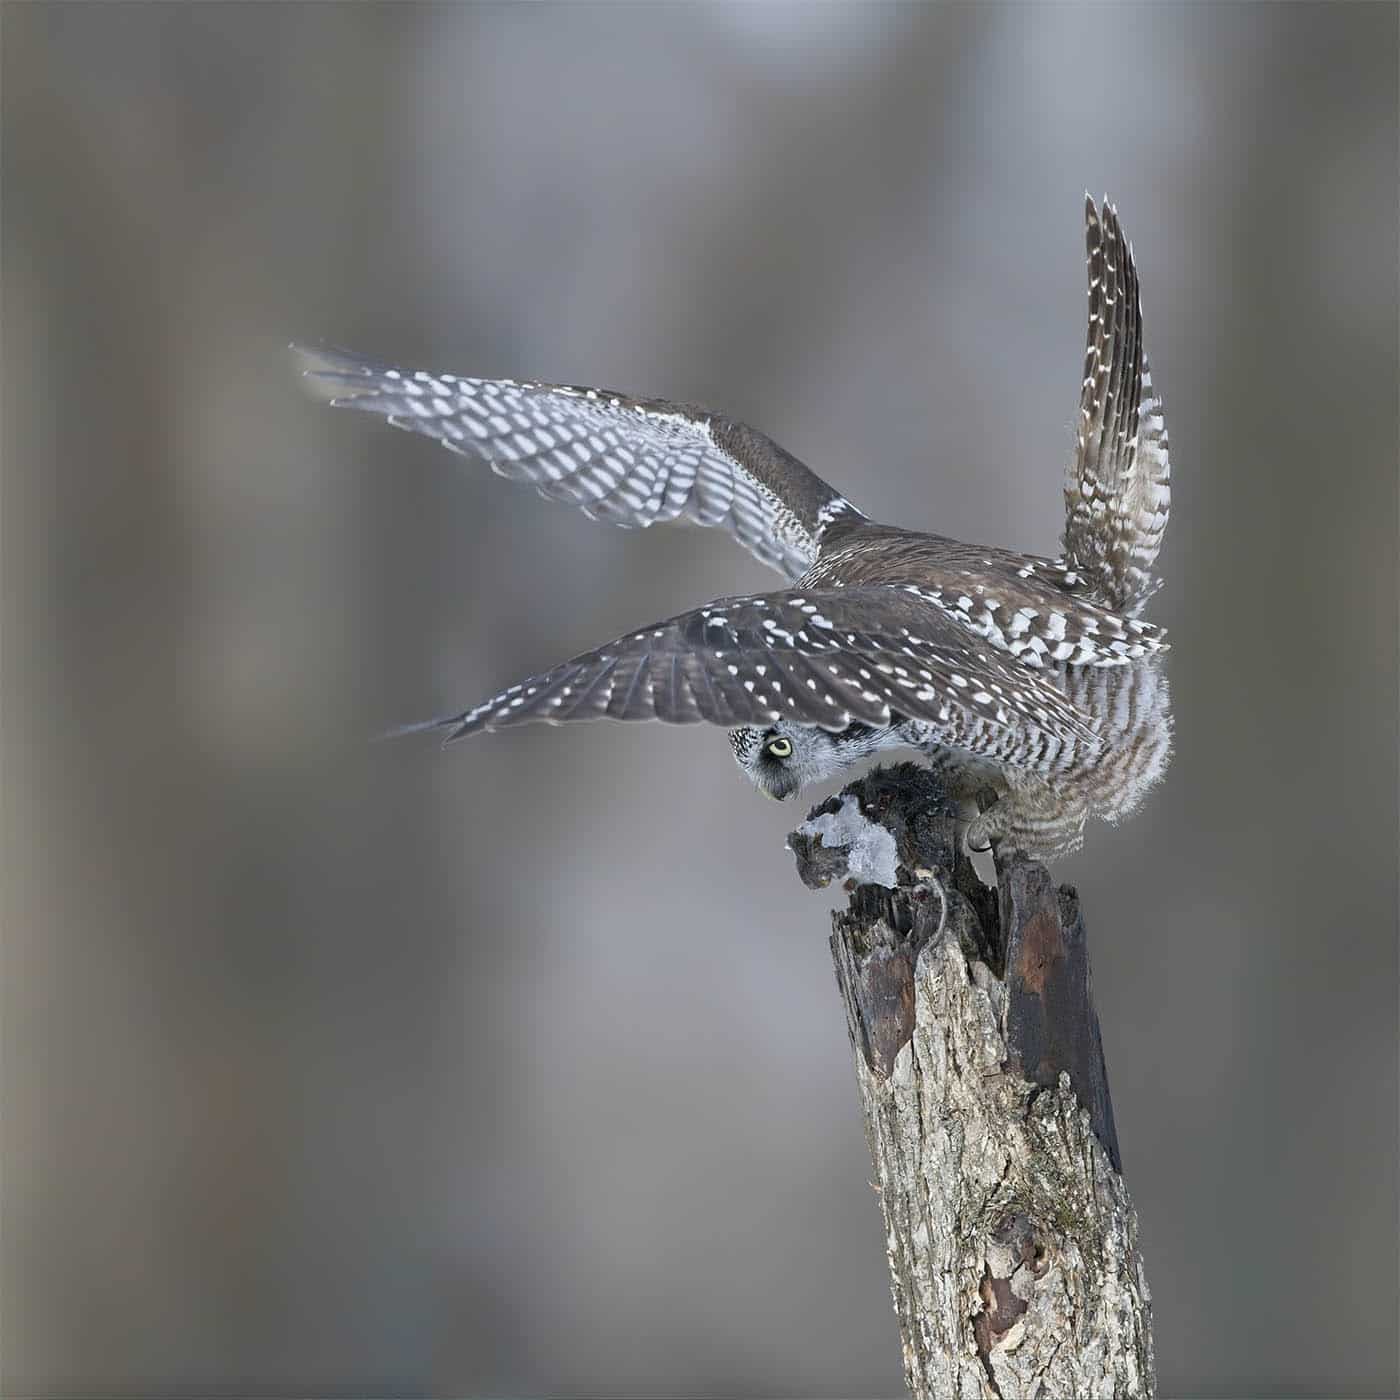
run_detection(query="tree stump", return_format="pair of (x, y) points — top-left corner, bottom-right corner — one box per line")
(788, 763), (1154, 1400)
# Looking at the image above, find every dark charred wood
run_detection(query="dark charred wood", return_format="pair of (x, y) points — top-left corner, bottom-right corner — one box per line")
(788, 760), (1122, 1176)
(785, 762), (1153, 1397)
(998, 857), (1121, 1173)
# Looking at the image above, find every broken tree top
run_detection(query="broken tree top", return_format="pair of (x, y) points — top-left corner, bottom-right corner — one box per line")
(786, 762), (1120, 1173)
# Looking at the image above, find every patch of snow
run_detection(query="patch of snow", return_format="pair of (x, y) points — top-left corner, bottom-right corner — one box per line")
(797, 793), (898, 889)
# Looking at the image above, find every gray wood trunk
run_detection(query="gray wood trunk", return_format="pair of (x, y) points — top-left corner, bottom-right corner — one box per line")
(788, 765), (1155, 1400)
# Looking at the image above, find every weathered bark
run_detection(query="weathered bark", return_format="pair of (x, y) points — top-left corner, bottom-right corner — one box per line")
(788, 764), (1154, 1400)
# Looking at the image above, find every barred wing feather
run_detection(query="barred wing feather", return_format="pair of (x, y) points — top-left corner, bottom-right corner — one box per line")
(295, 345), (846, 580)
(394, 587), (1101, 752)
(1065, 197), (1172, 613)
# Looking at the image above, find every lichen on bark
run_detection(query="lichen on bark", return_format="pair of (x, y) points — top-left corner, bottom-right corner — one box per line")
(790, 763), (1154, 1400)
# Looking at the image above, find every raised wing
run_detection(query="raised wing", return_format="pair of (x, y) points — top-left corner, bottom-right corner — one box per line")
(391, 587), (1100, 755)
(1064, 197), (1172, 613)
(295, 345), (850, 580)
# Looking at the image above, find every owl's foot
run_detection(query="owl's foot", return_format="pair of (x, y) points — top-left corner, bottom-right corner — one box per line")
(964, 785), (1005, 855)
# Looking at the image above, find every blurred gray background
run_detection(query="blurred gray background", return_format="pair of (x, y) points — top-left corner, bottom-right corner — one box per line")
(4, 3), (1397, 1396)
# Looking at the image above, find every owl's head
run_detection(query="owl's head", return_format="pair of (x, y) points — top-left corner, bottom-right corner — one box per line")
(727, 719), (891, 800)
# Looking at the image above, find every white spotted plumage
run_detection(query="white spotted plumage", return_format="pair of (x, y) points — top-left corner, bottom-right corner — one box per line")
(301, 197), (1173, 846)
(296, 348), (846, 581)
(1064, 196), (1172, 614)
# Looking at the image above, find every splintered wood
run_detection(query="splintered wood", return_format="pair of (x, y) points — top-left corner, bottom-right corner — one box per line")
(790, 764), (1154, 1400)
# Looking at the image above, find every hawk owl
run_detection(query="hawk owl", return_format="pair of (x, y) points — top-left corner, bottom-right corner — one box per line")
(298, 197), (1172, 858)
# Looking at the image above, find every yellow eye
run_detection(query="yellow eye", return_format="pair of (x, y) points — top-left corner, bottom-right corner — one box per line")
(766, 737), (793, 759)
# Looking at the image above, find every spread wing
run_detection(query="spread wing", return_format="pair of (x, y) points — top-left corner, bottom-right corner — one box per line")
(391, 587), (1100, 754)
(295, 345), (850, 580)
(1064, 197), (1172, 613)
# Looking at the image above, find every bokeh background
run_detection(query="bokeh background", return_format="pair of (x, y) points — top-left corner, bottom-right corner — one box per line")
(4, 3), (1397, 1396)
